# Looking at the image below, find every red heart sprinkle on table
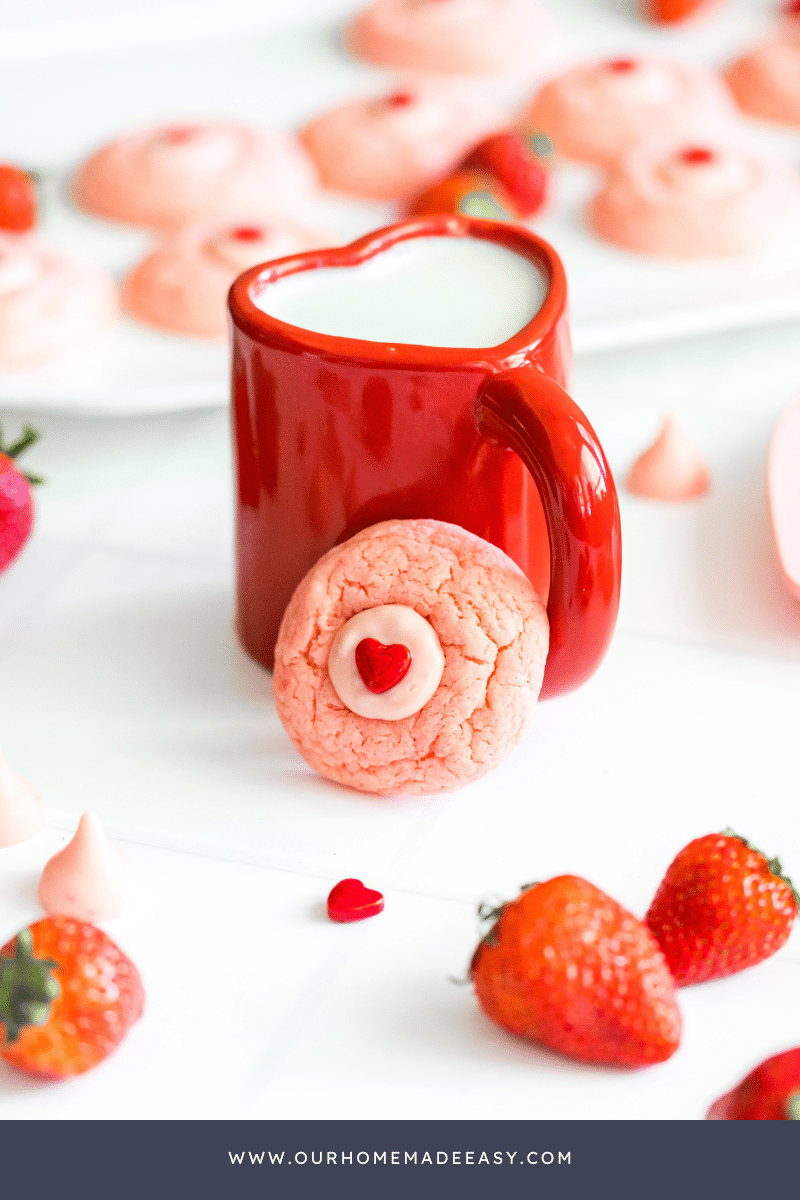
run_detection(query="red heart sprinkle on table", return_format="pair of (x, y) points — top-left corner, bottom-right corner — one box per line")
(355, 638), (411, 694)
(680, 147), (715, 165)
(607, 58), (637, 72)
(327, 879), (385, 922)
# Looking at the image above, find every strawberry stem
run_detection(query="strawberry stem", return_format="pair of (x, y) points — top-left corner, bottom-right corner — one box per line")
(0, 928), (60, 1044)
(722, 828), (800, 911)
(0, 423), (44, 487)
(786, 1091), (800, 1120)
(1, 423), (39, 460)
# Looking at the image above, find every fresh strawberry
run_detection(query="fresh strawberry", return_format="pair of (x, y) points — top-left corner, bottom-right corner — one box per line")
(407, 169), (518, 220)
(0, 915), (145, 1078)
(650, 0), (713, 21)
(0, 165), (37, 232)
(708, 1048), (800, 1119)
(462, 132), (549, 218)
(470, 876), (681, 1067)
(646, 830), (798, 986)
(0, 423), (41, 574)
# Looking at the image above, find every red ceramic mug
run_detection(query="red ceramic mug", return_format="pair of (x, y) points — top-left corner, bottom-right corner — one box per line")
(229, 215), (621, 699)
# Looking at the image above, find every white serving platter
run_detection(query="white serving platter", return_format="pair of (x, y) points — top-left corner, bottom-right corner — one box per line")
(0, 0), (798, 414)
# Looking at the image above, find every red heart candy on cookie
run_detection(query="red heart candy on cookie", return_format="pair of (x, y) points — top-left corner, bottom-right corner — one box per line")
(327, 878), (385, 923)
(355, 638), (411, 694)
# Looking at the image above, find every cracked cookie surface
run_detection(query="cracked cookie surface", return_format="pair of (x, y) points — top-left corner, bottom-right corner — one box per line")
(273, 518), (549, 795)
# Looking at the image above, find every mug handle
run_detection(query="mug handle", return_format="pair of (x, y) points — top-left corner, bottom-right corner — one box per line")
(475, 365), (621, 700)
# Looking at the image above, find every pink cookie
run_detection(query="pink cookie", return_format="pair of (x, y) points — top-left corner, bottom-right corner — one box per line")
(524, 57), (738, 166)
(588, 139), (800, 257)
(273, 519), (549, 796)
(347, 0), (558, 75)
(0, 232), (117, 368)
(300, 89), (503, 201)
(73, 122), (319, 231)
(725, 32), (800, 127)
(123, 221), (329, 338)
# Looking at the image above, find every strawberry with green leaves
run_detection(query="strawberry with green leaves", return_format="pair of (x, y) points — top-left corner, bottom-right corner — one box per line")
(708, 1047), (800, 1120)
(471, 876), (681, 1067)
(646, 830), (798, 985)
(0, 915), (145, 1078)
(0, 423), (41, 575)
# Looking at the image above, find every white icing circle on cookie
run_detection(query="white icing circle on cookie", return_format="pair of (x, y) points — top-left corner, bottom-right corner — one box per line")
(327, 604), (445, 720)
(602, 61), (680, 105)
(149, 127), (242, 174)
(0, 250), (43, 294)
(659, 149), (753, 196)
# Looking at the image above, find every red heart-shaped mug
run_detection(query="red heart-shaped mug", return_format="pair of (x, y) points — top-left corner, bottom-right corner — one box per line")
(229, 215), (621, 698)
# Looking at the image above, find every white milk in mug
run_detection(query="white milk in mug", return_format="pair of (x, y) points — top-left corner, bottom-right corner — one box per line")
(252, 235), (547, 348)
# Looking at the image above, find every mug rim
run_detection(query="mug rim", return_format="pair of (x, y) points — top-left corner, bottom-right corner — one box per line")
(227, 215), (568, 368)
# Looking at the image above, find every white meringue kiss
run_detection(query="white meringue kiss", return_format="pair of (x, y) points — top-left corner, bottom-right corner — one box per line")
(38, 811), (135, 922)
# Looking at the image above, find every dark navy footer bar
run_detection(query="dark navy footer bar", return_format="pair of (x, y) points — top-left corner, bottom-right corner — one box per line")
(1, 1119), (796, 1199)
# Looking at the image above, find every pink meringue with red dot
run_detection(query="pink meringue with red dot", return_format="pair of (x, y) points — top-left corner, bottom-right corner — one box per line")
(589, 139), (800, 258)
(0, 748), (45, 847)
(726, 29), (800, 127)
(123, 220), (330, 338)
(300, 89), (503, 200)
(73, 122), (319, 231)
(524, 57), (738, 166)
(38, 811), (135, 922)
(348, 0), (558, 75)
(0, 232), (117, 368)
(627, 416), (711, 501)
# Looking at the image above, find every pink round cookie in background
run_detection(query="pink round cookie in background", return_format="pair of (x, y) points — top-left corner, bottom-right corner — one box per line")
(767, 393), (800, 602)
(73, 122), (319, 231)
(523, 58), (738, 166)
(273, 519), (549, 795)
(588, 139), (800, 257)
(123, 221), (330, 338)
(0, 232), (117, 368)
(300, 89), (504, 201)
(347, 0), (558, 75)
(725, 31), (800, 127)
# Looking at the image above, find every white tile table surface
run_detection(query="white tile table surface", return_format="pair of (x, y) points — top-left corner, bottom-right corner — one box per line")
(1, 314), (799, 1119)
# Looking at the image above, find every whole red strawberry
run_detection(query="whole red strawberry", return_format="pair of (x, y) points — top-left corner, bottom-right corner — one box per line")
(0, 424), (41, 574)
(407, 169), (517, 220)
(0, 165), (37, 232)
(0, 915), (145, 1078)
(471, 876), (681, 1067)
(462, 132), (549, 218)
(646, 831), (798, 986)
(708, 1048), (800, 1120)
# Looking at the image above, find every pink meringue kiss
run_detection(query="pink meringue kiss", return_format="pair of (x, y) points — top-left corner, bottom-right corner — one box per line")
(726, 31), (800, 127)
(123, 221), (330, 338)
(627, 416), (711, 501)
(589, 140), (800, 258)
(0, 748), (45, 847)
(347, 0), (558, 76)
(523, 58), (737, 166)
(300, 90), (503, 201)
(73, 122), (319, 231)
(38, 811), (135, 922)
(767, 393), (800, 601)
(0, 233), (117, 368)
